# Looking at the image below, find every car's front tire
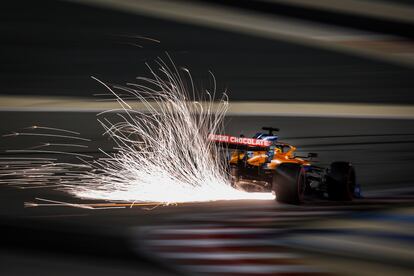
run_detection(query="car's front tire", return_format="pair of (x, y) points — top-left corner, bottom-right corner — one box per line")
(272, 163), (305, 205)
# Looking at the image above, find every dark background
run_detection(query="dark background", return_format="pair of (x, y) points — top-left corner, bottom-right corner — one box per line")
(1, 0), (413, 103)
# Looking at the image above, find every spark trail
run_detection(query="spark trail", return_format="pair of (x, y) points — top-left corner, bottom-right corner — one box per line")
(1, 58), (274, 204)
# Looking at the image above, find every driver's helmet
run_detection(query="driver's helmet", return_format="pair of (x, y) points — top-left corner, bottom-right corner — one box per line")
(274, 147), (282, 154)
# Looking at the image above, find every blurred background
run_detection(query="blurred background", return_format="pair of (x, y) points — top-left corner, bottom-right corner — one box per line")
(1, 1), (414, 275)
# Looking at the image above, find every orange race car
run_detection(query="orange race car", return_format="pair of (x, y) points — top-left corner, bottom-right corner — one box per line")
(210, 127), (361, 204)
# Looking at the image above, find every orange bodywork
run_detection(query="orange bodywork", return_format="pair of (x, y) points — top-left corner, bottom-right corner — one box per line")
(230, 142), (310, 169)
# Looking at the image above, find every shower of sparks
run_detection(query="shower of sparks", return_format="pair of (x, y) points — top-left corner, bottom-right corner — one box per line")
(0, 57), (275, 205)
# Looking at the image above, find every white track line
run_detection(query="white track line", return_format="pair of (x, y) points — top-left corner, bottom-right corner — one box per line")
(146, 239), (284, 247)
(183, 264), (323, 274)
(158, 252), (299, 260)
(2, 96), (413, 119)
(151, 227), (278, 235)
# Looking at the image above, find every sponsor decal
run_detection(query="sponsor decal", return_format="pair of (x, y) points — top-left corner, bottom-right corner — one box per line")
(209, 134), (271, 147)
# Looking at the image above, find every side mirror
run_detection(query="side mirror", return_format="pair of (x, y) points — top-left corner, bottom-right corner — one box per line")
(308, 153), (318, 158)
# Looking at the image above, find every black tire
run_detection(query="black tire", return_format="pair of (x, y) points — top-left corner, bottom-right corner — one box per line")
(272, 163), (306, 205)
(327, 162), (356, 201)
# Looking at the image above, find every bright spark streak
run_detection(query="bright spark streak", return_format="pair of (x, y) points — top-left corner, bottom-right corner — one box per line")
(1, 57), (275, 204)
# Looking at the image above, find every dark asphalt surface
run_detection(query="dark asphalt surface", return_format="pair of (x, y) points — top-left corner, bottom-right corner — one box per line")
(1, 110), (414, 275)
(1, 112), (413, 190)
(1, 182), (414, 275)
(1, 112), (414, 274)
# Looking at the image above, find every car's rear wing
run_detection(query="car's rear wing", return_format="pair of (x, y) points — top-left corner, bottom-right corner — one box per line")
(209, 134), (271, 151)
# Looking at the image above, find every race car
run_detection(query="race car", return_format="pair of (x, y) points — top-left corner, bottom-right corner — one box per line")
(210, 127), (360, 204)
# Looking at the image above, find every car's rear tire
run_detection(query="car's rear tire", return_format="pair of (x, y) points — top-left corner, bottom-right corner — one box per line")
(272, 163), (305, 205)
(327, 162), (356, 201)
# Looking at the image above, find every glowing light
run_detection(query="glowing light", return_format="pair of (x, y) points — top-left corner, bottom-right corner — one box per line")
(1, 57), (275, 204)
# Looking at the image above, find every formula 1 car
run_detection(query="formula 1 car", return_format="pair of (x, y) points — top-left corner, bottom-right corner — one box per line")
(210, 127), (360, 204)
